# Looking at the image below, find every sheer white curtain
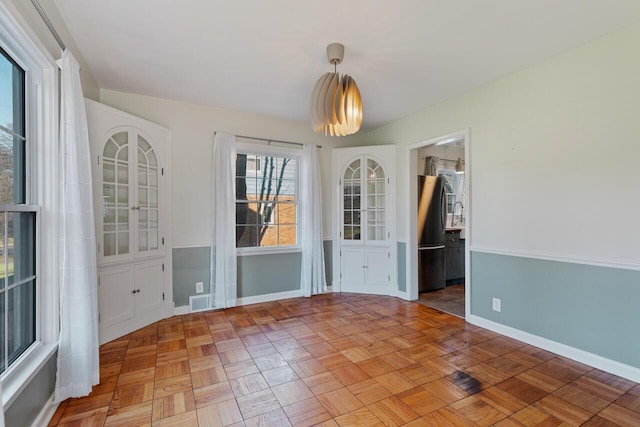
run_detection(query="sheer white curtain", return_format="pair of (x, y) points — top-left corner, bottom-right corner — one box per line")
(300, 144), (327, 297)
(210, 132), (237, 308)
(54, 50), (100, 402)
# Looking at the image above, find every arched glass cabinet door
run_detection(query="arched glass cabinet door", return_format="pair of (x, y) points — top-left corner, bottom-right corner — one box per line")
(342, 156), (387, 244)
(102, 131), (130, 258)
(366, 158), (386, 241)
(137, 135), (160, 255)
(342, 158), (362, 241)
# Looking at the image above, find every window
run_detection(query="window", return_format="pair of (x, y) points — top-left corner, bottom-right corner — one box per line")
(235, 151), (298, 249)
(0, 48), (37, 375)
(0, 1), (58, 406)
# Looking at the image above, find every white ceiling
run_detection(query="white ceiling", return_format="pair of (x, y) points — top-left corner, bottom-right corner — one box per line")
(53, 0), (640, 131)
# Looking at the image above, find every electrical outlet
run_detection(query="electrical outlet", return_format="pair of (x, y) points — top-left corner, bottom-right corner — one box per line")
(492, 297), (502, 312)
(196, 282), (204, 294)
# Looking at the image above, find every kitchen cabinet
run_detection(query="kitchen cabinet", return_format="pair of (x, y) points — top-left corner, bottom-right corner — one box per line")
(445, 230), (465, 284)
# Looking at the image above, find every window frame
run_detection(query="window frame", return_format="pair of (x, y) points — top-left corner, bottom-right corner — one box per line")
(235, 141), (301, 256)
(0, 1), (60, 409)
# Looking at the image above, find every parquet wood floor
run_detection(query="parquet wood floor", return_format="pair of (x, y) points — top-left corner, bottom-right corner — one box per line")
(49, 294), (640, 426)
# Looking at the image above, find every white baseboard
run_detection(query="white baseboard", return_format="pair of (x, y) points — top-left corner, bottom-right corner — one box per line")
(174, 305), (190, 315)
(237, 290), (302, 306)
(468, 314), (640, 383)
(31, 394), (58, 427)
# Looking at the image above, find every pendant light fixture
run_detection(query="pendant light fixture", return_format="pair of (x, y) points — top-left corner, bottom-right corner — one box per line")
(310, 43), (363, 137)
(455, 158), (465, 174)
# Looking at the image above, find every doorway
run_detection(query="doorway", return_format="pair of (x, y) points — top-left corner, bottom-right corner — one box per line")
(406, 130), (470, 318)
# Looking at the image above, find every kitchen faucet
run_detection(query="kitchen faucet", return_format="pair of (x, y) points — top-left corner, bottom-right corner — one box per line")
(450, 201), (464, 227)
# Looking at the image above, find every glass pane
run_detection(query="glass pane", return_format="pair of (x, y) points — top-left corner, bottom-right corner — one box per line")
(0, 295), (4, 373)
(344, 212), (352, 225)
(279, 225), (296, 245)
(103, 161), (115, 183)
(103, 207), (115, 224)
(117, 208), (129, 225)
(148, 189), (158, 208)
(0, 133), (25, 204)
(278, 203), (296, 225)
(104, 233), (116, 256)
(138, 231), (148, 251)
(117, 186), (128, 204)
(147, 150), (157, 167)
(259, 225), (277, 247)
(0, 50), (25, 136)
(117, 232), (129, 254)
(236, 225), (257, 247)
(138, 166), (147, 185)
(367, 226), (376, 240)
(353, 196), (360, 210)
(112, 131), (128, 146)
(149, 169), (158, 187)
(138, 208), (148, 229)
(236, 202), (259, 225)
(138, 148), (148, 166)
(7, 281), (35, 366)
(8, 212), (35, 283)
(117, 164), (128, 184)
(0, 213), (4, 289)
(103, 140), (117, 158)
(148, 230), (158, 250)
(138, 135), (151, 152)
(117, 146), (128, 161)
(138, 188), (147, 206)
(103, 224), (115, 232)
(149, 209), (158, 229)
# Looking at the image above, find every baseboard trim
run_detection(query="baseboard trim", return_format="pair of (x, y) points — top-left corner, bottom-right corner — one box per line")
(174, 305), (190, 315)
(237, 290), (302, 306)
(468, 314), (640, 383)
(31, 393), (58, 427)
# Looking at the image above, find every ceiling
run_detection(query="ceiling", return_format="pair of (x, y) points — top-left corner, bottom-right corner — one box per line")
(53, 0), (640, 131)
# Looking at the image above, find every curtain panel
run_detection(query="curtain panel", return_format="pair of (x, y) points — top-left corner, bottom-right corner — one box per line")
(210, 132), (238, 308)
(54, 49), (100, 402)
(300, 144), (327, 297)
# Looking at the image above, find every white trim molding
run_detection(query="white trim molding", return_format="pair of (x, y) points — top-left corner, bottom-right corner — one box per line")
(468, 315), (640, 383)
(237, 290), (303, 306)
(471, 247), (640, 272)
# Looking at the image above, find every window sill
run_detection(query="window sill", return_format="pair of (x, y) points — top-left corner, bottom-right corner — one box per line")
(237, 246), (302, 257)
(1, 342), (58, 409)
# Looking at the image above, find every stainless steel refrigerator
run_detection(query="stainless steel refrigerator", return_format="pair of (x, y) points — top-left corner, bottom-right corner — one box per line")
(418, 175), (446, 292)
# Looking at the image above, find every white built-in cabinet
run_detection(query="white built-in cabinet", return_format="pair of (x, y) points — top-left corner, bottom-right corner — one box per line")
(332, 145), (396, 295)
(86, 99), (172, 344)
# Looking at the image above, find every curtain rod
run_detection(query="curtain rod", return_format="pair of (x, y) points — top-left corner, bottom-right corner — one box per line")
(215, 132), (321, 149)
(31, 0), (66, 51)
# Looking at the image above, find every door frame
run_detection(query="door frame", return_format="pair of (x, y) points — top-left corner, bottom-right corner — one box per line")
(331, 145), (396, 295)
(406, 129), (471, 318)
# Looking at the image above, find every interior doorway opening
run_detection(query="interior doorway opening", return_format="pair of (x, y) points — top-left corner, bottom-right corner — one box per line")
(406, 130), (470, 319)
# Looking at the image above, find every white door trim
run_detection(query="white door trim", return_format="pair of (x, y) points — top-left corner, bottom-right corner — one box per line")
(405, 129), (471, 318)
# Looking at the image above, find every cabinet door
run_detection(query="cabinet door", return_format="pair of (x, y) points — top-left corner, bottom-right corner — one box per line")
(134, 260), (164, 317)
(364, 248), (390, 292)
(134, 132), (163, 258)
(98, 265), (135, 328)
(341, 247), (365, 291)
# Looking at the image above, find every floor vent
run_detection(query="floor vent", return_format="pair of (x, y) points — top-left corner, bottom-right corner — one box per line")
(189, 295), (211, 313)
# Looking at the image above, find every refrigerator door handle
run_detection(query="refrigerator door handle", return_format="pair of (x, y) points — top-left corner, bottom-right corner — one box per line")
(418, 245), (445, 250)
(440, 187), (447, 230)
